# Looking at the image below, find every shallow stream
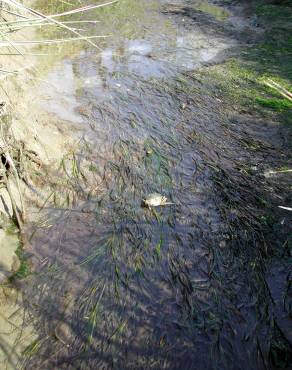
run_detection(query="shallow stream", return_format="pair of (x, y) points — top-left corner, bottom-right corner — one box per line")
(4, 1), (291, 369)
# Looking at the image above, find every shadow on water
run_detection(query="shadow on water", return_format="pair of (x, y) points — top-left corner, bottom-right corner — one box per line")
(9, 0), (291, 369)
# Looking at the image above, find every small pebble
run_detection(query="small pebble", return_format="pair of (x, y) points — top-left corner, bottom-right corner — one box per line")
(54, 322), (73, 346)
(219, 241), (226, 248)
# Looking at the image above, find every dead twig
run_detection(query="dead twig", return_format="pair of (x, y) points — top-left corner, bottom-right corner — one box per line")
(0, 163), (23, 228)
(278, 206), (292, 211)
(0, 125), (25, 227)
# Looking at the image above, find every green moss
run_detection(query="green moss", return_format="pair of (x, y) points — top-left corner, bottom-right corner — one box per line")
(193, 1), (230, 21)
(10, 243), (31, 280)
(89, 163), (98, 172)
(255, 97), (292, 111)
(255, 3), (292, 21)
(192, 0), (292, 133)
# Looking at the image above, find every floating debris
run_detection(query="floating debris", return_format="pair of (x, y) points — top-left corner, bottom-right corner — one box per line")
(142, 193), (174, 208)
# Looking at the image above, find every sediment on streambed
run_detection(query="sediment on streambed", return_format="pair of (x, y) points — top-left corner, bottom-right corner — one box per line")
(0, 0), (291, 369)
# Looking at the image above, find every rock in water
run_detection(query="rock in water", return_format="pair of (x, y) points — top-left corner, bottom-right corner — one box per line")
(54, 322), (73, 346)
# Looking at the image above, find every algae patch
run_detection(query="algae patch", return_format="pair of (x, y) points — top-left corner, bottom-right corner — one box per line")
(194, 0), (230, 21)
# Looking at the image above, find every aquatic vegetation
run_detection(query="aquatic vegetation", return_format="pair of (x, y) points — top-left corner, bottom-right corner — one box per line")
(193, 0), (230, 22)
(10, 241), (30, 280)
(255, 96), (292, 111)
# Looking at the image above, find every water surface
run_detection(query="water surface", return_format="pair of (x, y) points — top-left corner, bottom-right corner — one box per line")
(17, 1), (291, 369)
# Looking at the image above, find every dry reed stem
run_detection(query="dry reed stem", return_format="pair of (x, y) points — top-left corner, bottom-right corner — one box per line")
(264, 79), (292, 102)
(1, 0), (119, 51)
(278, 206), (292, 211)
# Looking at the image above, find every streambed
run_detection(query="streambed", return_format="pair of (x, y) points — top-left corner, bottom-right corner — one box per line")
(3, 1), (291, 369)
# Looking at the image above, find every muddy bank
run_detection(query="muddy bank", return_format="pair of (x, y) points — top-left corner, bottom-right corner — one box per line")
(0, 0), (291, 369)
(0, 2), (86, 367)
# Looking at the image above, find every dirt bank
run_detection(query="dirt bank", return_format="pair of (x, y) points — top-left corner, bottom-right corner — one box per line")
(0, 2), (84, 367)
